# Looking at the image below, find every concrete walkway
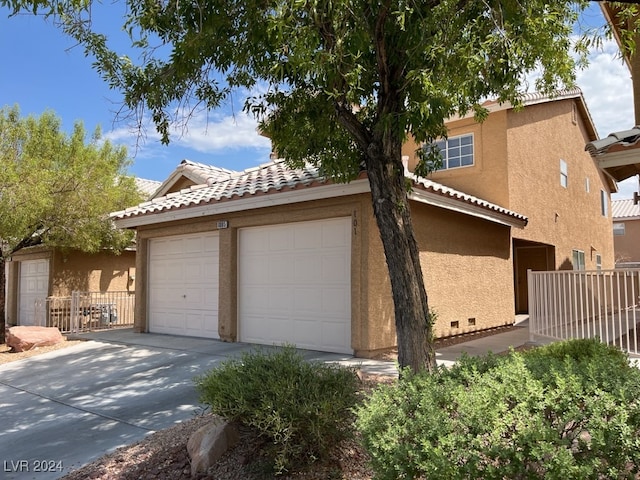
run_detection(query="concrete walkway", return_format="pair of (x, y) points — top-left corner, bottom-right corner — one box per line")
(0, 323), (535, 479)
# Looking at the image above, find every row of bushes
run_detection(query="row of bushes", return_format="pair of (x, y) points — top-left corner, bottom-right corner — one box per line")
(195, 339), (640, 478)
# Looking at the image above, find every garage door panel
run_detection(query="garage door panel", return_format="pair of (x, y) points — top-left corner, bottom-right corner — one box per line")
(293, 223), (322, 249)
(322, 289), (350, 315)
(268, 256), (294, 283)
(239, 218), (352, 354)
(321, 220), (349, 247)
(149, 232), (219, 339)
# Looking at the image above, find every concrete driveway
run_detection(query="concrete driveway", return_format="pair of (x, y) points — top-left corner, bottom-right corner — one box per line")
(0, 330), (396, 479)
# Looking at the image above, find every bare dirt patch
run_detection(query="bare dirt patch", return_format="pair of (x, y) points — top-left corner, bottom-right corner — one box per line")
(0, 338), (85, 365)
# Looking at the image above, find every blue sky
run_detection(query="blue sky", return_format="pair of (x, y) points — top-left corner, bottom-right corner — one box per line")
(0, 5), (637, 200)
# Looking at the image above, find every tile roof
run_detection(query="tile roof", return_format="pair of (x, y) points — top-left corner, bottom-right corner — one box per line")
(135, 178), (163, 199)
(112, 159), (527, 227)
(585, 127), (640, 156)
(179, 159), (238, 185)
(584, 127), (640, 182)
(612, 198), (640, 219)
(407, 171), (528, 224)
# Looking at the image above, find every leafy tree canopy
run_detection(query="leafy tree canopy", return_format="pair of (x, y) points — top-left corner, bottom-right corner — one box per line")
(0, 105), (142, 257)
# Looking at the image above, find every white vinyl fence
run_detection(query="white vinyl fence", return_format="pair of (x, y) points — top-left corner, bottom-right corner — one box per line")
(528, 269), (640, 355)
(34, 291), (135, 333)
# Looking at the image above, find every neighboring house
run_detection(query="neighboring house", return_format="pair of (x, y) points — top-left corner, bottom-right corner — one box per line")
(403, 89), (617, 313)
(4, 177), (161, 328)
(585, 127), (640, 268)
(613, 198), (640, 268)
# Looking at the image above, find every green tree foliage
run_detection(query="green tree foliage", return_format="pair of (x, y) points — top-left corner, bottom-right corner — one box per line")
(0, 105), (143, 341)
(356, 339), (640, 479)
(2, 0), (636, 371)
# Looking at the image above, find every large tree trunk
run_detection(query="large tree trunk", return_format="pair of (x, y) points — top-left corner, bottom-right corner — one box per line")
(364, 148), (436, 374)
(0, 256), (5, 344)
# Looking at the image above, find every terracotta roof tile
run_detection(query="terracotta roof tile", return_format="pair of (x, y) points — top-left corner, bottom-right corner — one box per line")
(112, 159), (526, 226)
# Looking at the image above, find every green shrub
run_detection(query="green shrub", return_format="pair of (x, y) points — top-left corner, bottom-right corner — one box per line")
(195, 345), (359, 474)
(356, 338), (640, 479)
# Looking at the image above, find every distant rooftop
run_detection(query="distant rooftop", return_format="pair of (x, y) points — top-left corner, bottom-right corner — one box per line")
(612, 198), (640, 220)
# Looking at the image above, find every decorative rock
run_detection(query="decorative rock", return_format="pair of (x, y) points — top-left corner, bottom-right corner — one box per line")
(6, 326), (65, 352)
(187, 416), (240, 476)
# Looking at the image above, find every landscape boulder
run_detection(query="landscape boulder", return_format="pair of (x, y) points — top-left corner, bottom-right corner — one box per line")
(6, 326), (65, 352)
(187, 416), (240, 476)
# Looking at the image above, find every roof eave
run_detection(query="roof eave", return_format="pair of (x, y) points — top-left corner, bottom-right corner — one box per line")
(408, 188), (528, 229)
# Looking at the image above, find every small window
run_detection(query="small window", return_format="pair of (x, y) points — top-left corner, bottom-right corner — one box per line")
(613, 222), (626, 236)
(572, 249), (585, 271)
(560, 159), (568, 188)
(596, 254), (602, 271)
(600, 190), (608, 217)
(585, 177), (590, 193)
(428, 134), (474, 171)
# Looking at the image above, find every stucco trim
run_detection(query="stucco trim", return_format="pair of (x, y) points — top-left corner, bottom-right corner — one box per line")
(114, 180), (372, 228)
(409, 188), (527, 228)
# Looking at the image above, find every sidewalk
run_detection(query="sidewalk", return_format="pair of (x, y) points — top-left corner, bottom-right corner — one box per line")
(435, 320), (533, 367)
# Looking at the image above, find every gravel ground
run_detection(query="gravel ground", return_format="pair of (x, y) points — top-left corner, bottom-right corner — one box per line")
(1, 325), (524, 479)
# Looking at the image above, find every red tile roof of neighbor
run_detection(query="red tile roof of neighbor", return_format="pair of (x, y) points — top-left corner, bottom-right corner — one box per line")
(112, 158), (527, 227)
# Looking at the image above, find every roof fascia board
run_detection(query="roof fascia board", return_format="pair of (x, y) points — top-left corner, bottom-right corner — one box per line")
(114, 179), (372, 228)
(597, 149), (640, 169)
(614, 215), (640, 221)
(408, 189), (527, 229)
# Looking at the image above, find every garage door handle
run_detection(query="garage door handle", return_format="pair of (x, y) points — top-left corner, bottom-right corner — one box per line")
(182, 294), (186, 298)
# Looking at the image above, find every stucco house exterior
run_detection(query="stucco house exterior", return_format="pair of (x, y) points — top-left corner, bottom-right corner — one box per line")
(4, 177), (161, 328)
(403, 89), (617, 313)
(109, 90), (619, 357)
(613, 199), (640, 267)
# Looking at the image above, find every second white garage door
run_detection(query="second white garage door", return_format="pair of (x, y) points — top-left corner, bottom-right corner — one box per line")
(18, 259), (49, 326)
(238, 218), (352, 354)
(148, 232), (219, 338)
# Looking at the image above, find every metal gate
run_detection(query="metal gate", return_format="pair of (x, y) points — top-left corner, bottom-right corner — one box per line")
(528, 269), (640, 355)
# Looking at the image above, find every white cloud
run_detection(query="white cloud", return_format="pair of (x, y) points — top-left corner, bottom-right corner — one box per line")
(576, 38), (633, 138)
(104, 109), (270, 154)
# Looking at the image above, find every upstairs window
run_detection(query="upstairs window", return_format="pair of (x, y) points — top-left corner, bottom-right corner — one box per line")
(429, 134), (474, 170)
(560, 159), (568, 188)
(596, 254), (602, 271)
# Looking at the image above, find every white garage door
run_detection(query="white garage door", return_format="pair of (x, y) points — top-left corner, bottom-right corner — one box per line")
(238, 218), (352, 354)
(148, 232), (219, 338)
(18, 259), (49, 326)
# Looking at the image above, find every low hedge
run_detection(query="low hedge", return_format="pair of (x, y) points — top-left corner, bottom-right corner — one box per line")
(356, 338), (640, 479)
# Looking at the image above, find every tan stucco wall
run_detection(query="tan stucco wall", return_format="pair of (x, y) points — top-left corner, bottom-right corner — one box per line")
(401, 111), (511, 207)
(363, 201), (515, 352)
(5, 247), (136, 326)
(614, 218), (640, 263)
(505, 101), (614, 270)
(50, 250), (135, 295)
(403, 98), (614, 271)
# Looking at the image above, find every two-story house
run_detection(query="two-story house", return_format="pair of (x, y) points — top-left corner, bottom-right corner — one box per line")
(109, 90), (617, 357)
(403, 89), (616, 313)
